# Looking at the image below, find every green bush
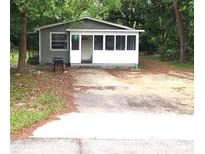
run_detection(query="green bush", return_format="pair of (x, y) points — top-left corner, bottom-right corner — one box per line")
(186, 43), (194, 64)
(159, 47), (179, 61)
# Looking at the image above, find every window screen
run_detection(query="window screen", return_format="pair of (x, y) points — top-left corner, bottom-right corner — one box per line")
(116, 35), (125, 50)
(72, 35), (79, 50)
(105, 35), (114, 50)
(127, 35), (136, 50)
(51, 34), (67, 50)
(94, 35), (103, 50)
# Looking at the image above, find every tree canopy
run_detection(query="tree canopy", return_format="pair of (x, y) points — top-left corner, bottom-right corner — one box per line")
(10, 0), (194, 72)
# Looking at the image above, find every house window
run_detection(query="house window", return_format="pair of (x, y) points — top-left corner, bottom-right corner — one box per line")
(94, 35), (103, 50)
(127, 35), (136, 50)
(116, 35), (125, 50)
(51, 33), (68, 50)
(105, 35), (114, 50)
(72, 35), (79, 50)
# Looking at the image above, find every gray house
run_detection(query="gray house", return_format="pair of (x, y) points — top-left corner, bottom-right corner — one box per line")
(35, 17), (144, 68)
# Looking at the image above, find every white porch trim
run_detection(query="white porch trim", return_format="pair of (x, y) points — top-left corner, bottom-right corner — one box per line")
(66, 29), (144, 33)
(69, 31), (140, 65)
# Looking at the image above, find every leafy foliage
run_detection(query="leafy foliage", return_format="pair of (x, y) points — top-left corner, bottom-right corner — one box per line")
(10, 0), (194, 63)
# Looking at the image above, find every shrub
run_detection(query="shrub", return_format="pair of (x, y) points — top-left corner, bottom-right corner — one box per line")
(159, 47), (179, 61)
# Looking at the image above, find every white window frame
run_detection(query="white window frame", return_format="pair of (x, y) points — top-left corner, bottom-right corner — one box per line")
(94, 35), (104, 50)
(71, 34), (80, 50)
(105, 35), (115, 51)
(127, 35), (136, 50)
(50, 32), (68, 51)
(115, 35), (126, 51)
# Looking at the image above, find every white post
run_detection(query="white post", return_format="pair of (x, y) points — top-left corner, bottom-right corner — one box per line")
(79, 34), (81, 63)
(136, 33), (139, 65)
(70, 32), (72, 64)
(125, 34), (127, 51)
(92, 35), (94, 63)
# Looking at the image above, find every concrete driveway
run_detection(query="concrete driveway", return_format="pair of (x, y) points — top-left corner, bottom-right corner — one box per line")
(71, 68), (193, 114)
(31, 68), (194, 139)
(12, 68), (194, 154)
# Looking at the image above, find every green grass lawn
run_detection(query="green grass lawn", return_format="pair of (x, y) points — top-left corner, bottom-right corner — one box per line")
(10, 51), (29, 65)
(10, 108), (46, 134)
(140, 54), (194, 69)
(10, 73), (65, 135)
(10, 52), (19, 65)
(170, 61), (194, 69)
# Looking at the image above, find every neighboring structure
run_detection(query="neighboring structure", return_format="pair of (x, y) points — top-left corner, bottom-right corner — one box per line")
(35, 17), (144, 68)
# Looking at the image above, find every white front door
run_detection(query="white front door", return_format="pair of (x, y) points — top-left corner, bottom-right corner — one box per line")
(81, 35), (93, 63)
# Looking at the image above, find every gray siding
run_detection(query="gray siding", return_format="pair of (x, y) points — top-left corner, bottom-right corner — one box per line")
(41, 25), (70, 64)
(40, 19), (125, 64)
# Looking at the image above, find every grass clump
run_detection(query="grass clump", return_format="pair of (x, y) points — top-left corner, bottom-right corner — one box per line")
(10, 92), (64, 134)
(35, 92), (64, 115)
(10, 52), (19, 65)
(10, 107), (45, 134)
(171, 61), (194, 69)
(10, 74), (33, 103)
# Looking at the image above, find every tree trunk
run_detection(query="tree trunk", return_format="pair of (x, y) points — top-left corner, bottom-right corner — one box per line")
(17, 11), (27, 73)
(173, 0), (186, 63)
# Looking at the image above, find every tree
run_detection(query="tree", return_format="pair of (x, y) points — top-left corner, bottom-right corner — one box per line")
(105, 0), (146, 29)
(12, 0), (43, 72)
(11, 0), (92, 72)
(11, 0), (194, 66)
(173, 0), (186, 63)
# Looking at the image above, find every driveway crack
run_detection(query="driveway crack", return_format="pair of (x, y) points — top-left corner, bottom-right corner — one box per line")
(76, 139), (83, 154)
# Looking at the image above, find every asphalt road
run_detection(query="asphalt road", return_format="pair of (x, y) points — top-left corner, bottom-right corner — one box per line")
(11, 138), (193, 154)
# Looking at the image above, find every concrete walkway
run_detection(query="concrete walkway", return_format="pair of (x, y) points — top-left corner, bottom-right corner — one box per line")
(31, 113), (193, 140)
(11, 138), (194, 154)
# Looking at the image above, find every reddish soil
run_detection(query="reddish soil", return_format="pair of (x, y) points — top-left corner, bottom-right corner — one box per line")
(108, 57), (193, 79)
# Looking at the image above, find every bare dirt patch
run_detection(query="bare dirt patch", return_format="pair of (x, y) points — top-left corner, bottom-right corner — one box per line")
(69, 57), (193, 114)
(106, 57), (194, 114)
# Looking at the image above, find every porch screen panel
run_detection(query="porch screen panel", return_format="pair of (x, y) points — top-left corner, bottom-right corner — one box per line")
(105, 35), (114, 50)
(94, 35), (103, 50)
(72, 35), (79, 50)
(116, 36), (125, 50)
(127, 35), (136, 50)
(51, 34), (67, 49)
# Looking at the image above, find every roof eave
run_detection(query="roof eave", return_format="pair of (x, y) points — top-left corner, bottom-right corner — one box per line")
(66, 29), (145, 32)
(35, 17), (145, 32)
